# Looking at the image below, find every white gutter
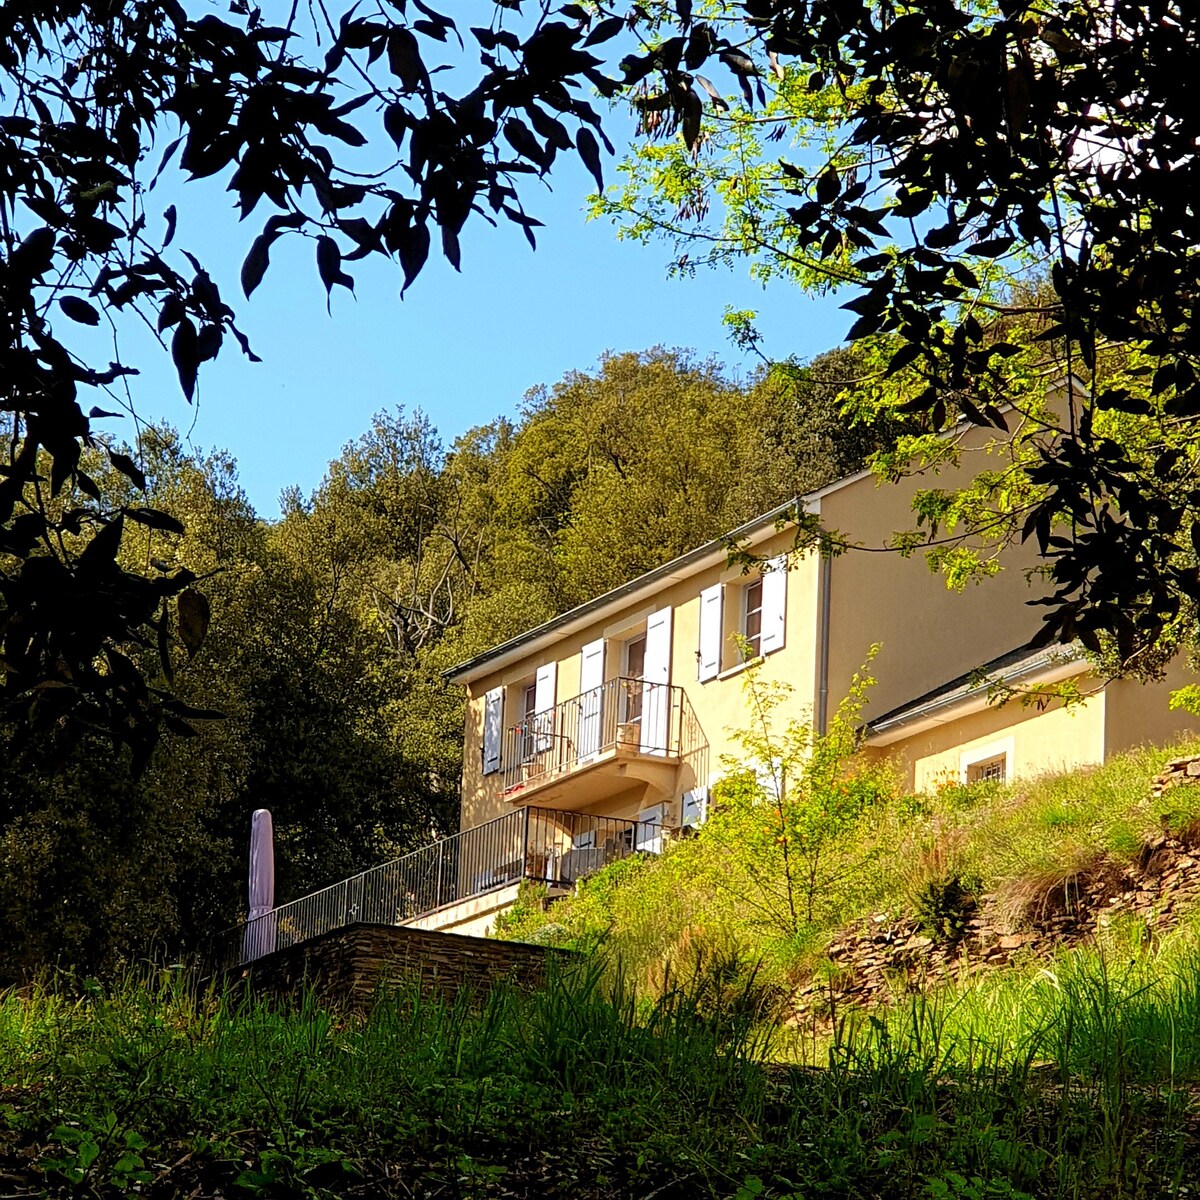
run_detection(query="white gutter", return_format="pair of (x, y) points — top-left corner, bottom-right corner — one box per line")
(864, 648), (1087, 747)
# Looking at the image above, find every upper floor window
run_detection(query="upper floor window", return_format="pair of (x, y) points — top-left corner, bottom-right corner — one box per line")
(519, 680), (538, 761)
(743, 577), (764, 660)
(698, 558), (785, 679)
(625, 632), (647, 681)
(623, 632), (648, 725)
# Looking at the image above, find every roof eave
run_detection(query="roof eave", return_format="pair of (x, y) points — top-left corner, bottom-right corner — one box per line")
(864, 648), (1088, 746)
(443, 494), (814, 686)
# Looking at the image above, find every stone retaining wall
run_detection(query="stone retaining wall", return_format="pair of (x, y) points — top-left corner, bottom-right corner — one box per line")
(1152, 754), (1200, 798)
(227, 923), (573, 1010)
(795, 829), (1200, 1022)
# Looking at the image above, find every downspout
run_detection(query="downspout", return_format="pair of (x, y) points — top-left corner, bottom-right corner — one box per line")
(816, 549), (832, 736)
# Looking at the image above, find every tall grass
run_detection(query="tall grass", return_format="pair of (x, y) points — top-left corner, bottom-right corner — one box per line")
(831, 916), (1200, 1084)
(0, 962), (780, 1196)
(1, 959), (1197, 1198)
(498, 740), (1200, 991)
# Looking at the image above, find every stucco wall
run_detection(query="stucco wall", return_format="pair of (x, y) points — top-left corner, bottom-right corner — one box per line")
(818, 425), (1049, 725)
(878, 688), (1108, 793)
(402, 883), (522, 938)
(1104, 659), (1200, 758)
(460, 525), (820, 829)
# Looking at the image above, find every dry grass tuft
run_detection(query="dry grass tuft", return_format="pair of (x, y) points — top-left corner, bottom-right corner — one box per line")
(991, 850), (1112, 932)
(1174, 815), (1200, 851)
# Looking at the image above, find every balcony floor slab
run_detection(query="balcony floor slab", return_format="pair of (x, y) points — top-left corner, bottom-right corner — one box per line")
(502, 746), (682, 810)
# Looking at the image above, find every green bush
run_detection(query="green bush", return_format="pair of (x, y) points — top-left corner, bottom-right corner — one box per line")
(913, 873), (978, 944)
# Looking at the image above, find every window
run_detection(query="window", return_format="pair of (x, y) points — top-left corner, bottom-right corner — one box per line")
(729, 559), (785, 664)
(681, 787), (708, 828)
(622, 632), (647, 726)
(519, 681), (537, 761)
(959, 737), (1013, 785)
(743, 577), (764, 659)
(636, 803), (665, 854)
(967, 755), (1006, 784)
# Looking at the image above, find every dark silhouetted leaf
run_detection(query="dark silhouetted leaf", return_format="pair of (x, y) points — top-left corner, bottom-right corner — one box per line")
(172, 318), (199, 402)
(78, 514), (124, 570)
(59, 296), (101, 325)
(127, 507), (185, 534)
(108, 451), (146, 491)
(399, 221), (430, 293)
(242, 233), (272, 297)
(584, 16), (623, 45)
(576, 127), (603, 190)
(177, 588), (211, 657)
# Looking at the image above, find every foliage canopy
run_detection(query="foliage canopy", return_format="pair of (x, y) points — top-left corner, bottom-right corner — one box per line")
(604, 0), (1200, 673)
(7, 0), (1200, 748)
(0, 0), (619, 750)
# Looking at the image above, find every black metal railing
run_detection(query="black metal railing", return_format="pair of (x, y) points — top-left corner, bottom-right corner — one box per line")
(207, 806), (660, 972)
(502, 676), (703, 795)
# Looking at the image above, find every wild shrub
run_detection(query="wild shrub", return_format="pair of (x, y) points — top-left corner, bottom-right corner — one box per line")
(913, 874), (978, 944)
(700, 648), (894, 937)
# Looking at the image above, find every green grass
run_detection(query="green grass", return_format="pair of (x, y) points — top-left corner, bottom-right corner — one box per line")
(8, 744), (1200, 1197)
(497, 739), (1200, 993)
(1, 960), (1198, 1199)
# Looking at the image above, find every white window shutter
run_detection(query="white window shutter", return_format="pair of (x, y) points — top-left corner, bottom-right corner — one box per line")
(534, 661), (557, 751)
(636, 803), (665, 853)
(482, 687), (503, 775)
(697, 584), (723, 681)
(759, 555), (787, 655)
(642, 606), (673, 753)
(578, 639), (605, 759)
(644, 607), (672, 684)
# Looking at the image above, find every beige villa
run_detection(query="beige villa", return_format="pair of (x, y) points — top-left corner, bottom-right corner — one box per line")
(220, 381), (1200, 964)
(424, 380), (1200, 936)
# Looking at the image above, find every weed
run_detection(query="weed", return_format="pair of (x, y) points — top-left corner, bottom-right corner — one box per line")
(913, 874), (977, 944)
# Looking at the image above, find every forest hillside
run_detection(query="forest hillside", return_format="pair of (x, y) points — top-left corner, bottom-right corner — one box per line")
(0, 347), (900, 979)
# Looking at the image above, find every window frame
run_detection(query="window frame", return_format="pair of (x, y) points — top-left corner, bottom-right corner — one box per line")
(959, 737), (1014, 785)
(742, 576), (764, 660)
(519, 681), (538, 762)
(621, 630), (648, 726)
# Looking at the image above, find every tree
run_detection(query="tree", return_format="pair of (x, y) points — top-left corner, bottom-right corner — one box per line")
(486, 347), (899, 607)
(0, 429), (448, 978)
(605, 0), (1200, 675)
(0, 0), (620, 751)
(711, 648), (887, 937)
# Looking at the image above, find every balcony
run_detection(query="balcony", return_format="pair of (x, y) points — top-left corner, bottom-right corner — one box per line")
(208, 807), (658, 970)
(502, 677), (704, 809)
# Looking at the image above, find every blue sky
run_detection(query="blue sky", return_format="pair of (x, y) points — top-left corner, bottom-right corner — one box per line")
(105, 150), (849, 519)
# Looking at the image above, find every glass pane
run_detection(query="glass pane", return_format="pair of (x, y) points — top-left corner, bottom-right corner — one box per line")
(967, 756), (1006, 784)
(744, 579), (763, 656)
(626, 634), (646, 680)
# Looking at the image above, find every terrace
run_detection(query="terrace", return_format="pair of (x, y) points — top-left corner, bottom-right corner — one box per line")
(211, 805), (660, 970)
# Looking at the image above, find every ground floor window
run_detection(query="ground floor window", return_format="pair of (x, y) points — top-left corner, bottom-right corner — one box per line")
(960, 738), (1014, 785)
(966, 754), (1007, 784)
